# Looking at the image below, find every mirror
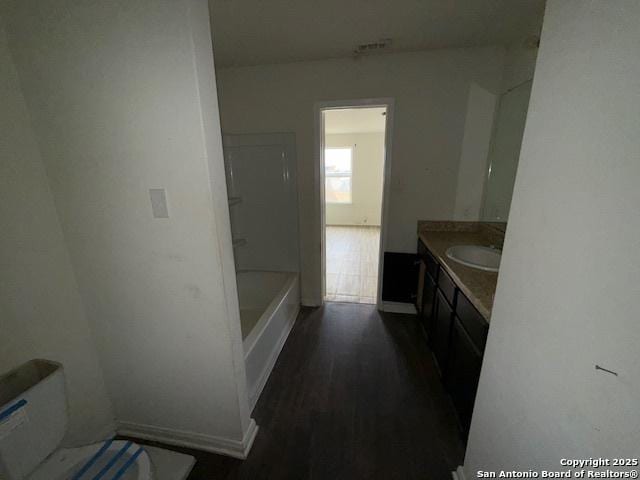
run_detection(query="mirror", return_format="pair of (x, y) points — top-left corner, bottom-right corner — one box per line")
(481, 80), (533, 222)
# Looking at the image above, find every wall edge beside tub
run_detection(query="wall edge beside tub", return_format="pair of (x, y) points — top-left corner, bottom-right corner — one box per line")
(117, 418), (259, 459)
(186, 0), (253, 436)
(301, 296), (323, 307)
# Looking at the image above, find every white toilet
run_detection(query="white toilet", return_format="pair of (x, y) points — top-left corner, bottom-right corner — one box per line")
(0, 359), (194, 480)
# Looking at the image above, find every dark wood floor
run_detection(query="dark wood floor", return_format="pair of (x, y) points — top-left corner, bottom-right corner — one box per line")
(128, 303), (464, 479)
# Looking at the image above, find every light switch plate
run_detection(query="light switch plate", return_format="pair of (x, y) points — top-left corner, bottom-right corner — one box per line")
(149, 188), (169, 218)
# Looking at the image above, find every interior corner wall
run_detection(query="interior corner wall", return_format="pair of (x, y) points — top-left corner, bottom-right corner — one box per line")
(465, 0), (640, 474)
(325, 132), (384, 227)
(501, 21), (541, 92)
(473, 31), (539, 224)
(453, 83), (497, 221)
(2, 0), (251, 449)
(0, 25), (114, 445)
(216, 47), (505, 304)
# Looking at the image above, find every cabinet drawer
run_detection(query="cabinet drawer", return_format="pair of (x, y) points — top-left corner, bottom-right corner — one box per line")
(456, 293), (489, 352)
(437, 267), (456, 306)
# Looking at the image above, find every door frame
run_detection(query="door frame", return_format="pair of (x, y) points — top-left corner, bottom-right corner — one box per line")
(314, 97), (395, 308)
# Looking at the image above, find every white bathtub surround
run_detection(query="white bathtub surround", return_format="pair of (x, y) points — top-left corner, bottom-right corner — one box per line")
(223, 133), (300, 273)
(237, 271), (301, 410)
(223, 133), (301, 410)
(1, 0), (255, 458)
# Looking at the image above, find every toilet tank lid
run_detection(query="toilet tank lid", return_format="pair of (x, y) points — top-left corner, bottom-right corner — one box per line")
(0, 359), (62, 409)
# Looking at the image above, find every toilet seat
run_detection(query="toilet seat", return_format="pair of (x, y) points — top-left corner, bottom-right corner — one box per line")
(28, 439), (153, 480)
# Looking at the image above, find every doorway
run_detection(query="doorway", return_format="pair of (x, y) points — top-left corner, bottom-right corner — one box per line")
(317, 100), (394, 306)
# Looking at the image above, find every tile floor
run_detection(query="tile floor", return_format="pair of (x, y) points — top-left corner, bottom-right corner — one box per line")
(325, 225), (380, 304)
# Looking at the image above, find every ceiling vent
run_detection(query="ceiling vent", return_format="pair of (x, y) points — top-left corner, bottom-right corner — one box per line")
(353, 38), (392, 56)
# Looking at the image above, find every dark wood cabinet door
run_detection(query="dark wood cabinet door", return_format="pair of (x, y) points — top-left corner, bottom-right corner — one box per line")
(430, 290), (453, 377)
(416, 260), (426, 314)
(421, 272), (436, 336)
(437, 267), (456, 306)
(382, 252), (419, 303)
(447, 317), (483, 439)
(456, 293), (489, 353)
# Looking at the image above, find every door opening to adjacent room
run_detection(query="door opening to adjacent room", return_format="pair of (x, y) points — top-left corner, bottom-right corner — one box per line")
(318, 102), (392, 305)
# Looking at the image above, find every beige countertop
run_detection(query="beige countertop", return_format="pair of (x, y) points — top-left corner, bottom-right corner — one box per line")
(418, 222), (504, 322)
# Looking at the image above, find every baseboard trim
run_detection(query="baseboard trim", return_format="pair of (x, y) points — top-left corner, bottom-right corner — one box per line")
(452, 465), (466, 480)
(379, 301), (417, 314)
(240, 418), (259, 458)
(116, 418), (259, 459)
(248, 304), (300, 410)
(325, 223), (381, 228)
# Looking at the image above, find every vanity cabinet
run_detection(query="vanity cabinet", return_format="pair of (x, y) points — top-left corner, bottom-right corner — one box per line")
(421, 273), (437, 334)
(447, 317), (483, 435)
(416, 242), (439, 337)
(431, 289), (454, 375)
(456, 292), (489, 352)
(417, 237), (489, 440)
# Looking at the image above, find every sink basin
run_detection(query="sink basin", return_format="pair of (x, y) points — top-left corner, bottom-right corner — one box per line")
(445, 245), (501, 272)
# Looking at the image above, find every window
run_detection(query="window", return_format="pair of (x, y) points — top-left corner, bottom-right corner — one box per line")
(325, 148), (353, 204)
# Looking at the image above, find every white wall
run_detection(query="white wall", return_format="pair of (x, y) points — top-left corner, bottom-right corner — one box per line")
(325, 132), (384, 226)
(2, 0), (253, 453)
(217, 48), (505, 303)
(466, 0), (640, 475)
(0, 27), (114, 445)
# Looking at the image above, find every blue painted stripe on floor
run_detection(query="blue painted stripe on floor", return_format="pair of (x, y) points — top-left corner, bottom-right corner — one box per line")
(71, 438), (114, 480)
(110, 447), (143, 480)
(0, 399), (27, 422)
(92, 441), (132, 480)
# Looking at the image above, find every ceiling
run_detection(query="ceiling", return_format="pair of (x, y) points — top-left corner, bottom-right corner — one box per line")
(209, 0), (545, 67)
(324, 108), (386, 135)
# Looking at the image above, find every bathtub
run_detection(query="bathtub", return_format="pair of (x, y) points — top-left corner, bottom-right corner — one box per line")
(236, 271), (300, 410)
